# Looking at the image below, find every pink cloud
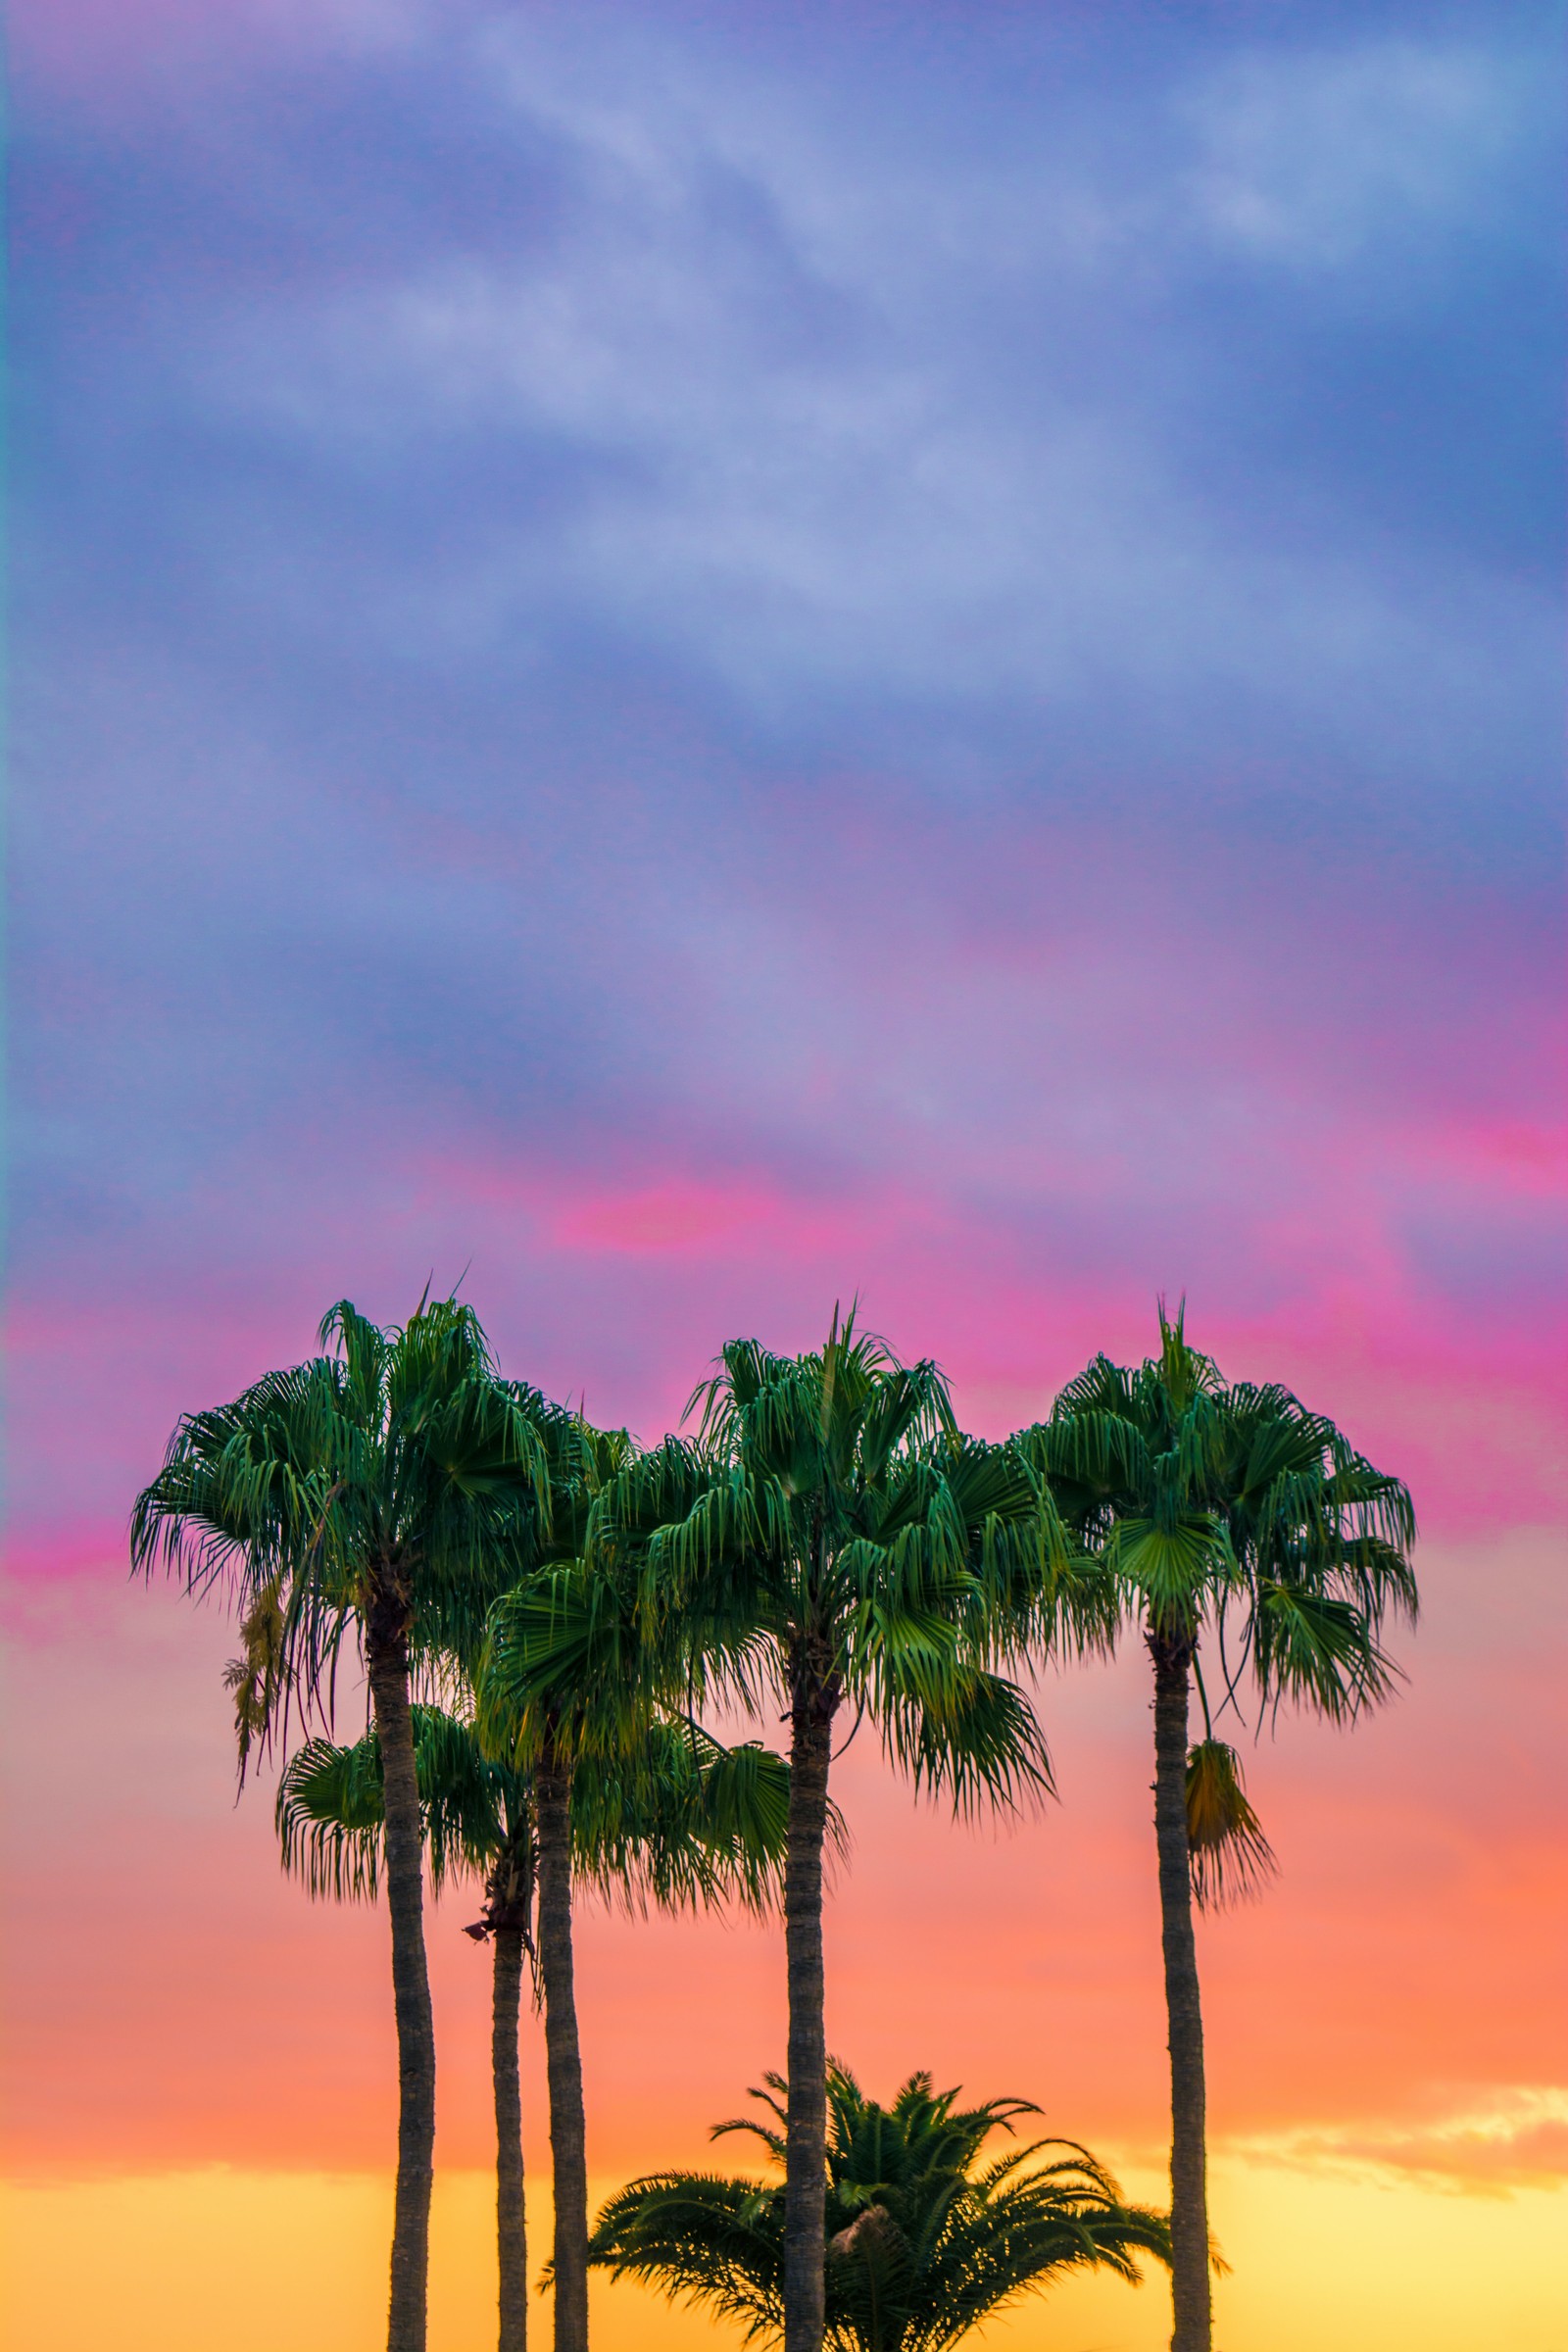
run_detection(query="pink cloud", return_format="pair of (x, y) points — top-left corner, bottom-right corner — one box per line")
(558, 1183), (784, 1255)
(9, 1112), (1562, 1567)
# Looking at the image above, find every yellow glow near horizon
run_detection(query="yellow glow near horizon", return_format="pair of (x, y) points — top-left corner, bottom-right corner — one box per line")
(3, 2160), (1565, 2351)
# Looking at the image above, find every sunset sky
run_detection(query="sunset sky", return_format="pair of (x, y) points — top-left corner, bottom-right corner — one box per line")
(4, 3), (1564, 2348)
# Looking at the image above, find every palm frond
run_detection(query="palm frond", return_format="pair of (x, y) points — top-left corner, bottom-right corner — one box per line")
(568, 1723), (795, 1918)
(1026, 1311), (1418, 1729)
(273, 1704), (523, 1901)
(1185, 1740), (1278, 1911)
(878, 1663), (1053, 1819)
(275, 1733), (388, 1901)
(1251, 1582), (1400, 1721)
(131, 1298), (565, 1740)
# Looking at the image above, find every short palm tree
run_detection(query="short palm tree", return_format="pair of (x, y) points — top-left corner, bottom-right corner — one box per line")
(130, 1298), (558, 2352)
(586, 2064), (1170, 2350)
(484, 1423), (634, 2352)
(1013, 1307), (1417, 2352)
(575, 1311), (1098, 2352)
(481, 1522), (796, 2352)
(275, 1706), (535, 2352)
(276, 1692), (789, 2352)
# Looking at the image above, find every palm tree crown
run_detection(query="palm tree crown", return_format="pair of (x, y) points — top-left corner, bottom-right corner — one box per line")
(585, 2064), (1170, 2352)
(1016, 1304), (1417, 1720)
(131, 1298), (560, 1721)
(598, 1309), (1079, 1806)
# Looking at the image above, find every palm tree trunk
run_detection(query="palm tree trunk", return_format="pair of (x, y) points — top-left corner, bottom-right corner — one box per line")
(783, 1643), (838, 2352)
(493, 1923), (527, 2352)
(535, 1746), (588, 2352)
(367, 1628), (437, 2352)
(1151, 1626), (1211, 2352)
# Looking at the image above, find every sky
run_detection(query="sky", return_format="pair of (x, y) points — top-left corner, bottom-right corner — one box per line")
(3, 2), (1565, 2347)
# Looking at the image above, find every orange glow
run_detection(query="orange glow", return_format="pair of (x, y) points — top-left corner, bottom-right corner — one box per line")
(3, 1529), (1563, 2344)
(4, 2162), (1567, 2352)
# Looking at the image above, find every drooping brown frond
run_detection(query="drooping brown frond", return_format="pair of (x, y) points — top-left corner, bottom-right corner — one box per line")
(222, 1576), (286, 1788)
(1185, 1740), (1278, 1912)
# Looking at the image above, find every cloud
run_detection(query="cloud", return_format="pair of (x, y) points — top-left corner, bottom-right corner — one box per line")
(1180, 36), (1544, 270)
(1225, 2086), (1568, 2194)
(136, 12), (1554, 767)
(8, 2), (1562, 1550)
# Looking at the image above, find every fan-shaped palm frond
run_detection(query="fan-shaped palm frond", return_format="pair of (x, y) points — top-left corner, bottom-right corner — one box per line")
(272, 1704), (525, 1903)
(568, 1718), (800, 1916)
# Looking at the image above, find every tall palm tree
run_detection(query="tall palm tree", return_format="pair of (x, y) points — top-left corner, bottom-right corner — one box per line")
(481, 1542), (796, 2352)
(585, 2063), (1170, 2350)
(130, 1298), (557, 2352)
(274, 1706), (535, 2352)
(1012, 1306), (1417, 2352)
(571, 1310), (1097, 2352)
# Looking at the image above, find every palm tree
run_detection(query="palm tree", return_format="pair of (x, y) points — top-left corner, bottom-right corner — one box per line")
(481, 1538), (796, 2352)
(130, 1298), (557, 2352)
(274, 1707), (535, 2352)
(585, 2063), (1170, 2350)
(478, 1419), (640, 2352)
(1013, 1306), (1417, 2352)
(273, 1690), (790, 2352)
(574, 1310), (1095, 2352)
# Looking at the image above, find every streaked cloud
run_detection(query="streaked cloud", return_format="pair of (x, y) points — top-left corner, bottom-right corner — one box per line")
(1223, 2085), (1568, 2193)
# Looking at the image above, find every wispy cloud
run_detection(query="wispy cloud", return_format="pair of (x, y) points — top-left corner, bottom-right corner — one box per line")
(1224, 2085), (1568, 2194)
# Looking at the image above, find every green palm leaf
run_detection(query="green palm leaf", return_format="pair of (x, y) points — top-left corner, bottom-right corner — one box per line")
(585, 2064), (1169, 2351)
(1018, 1302), (1417, 2352)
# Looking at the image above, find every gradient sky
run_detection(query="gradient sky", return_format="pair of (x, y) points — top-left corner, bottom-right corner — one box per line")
(4, 4), (1565, 2348)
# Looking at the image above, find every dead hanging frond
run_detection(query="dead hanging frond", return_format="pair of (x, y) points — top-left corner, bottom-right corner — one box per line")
(223, 1577), (287, 1788)
(1186, 1739), (1277, 1912)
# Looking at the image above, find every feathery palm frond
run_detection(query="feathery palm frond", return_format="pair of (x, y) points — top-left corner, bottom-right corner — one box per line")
(585, 2064), (1170, 2351)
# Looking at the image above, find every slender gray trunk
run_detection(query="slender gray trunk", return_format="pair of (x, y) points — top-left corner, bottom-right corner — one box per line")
(535, 1747), (588, 2352)
(367, 1626), (437, 2352)
(493, 1923), (527, 2352)
(783, 1638), (839, 2352)
(1151, 1626), (1211, 2352)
